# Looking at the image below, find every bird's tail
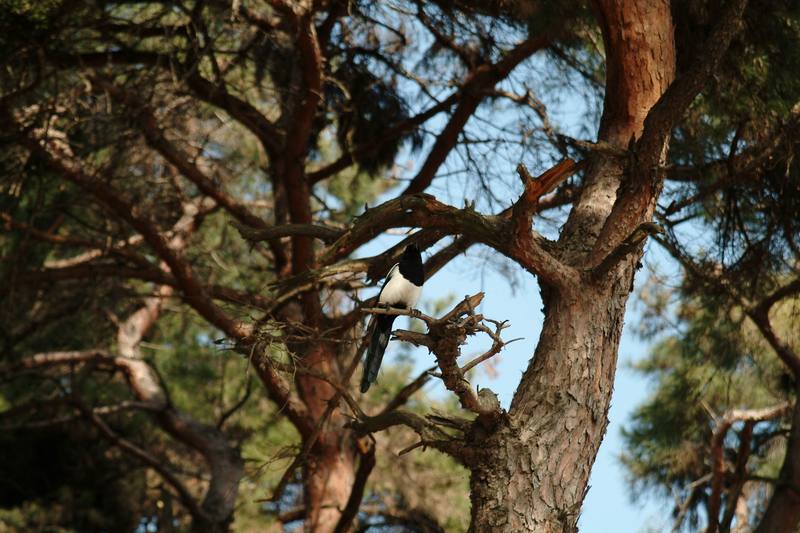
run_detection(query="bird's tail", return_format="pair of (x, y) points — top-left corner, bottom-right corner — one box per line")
(360, 314), (396, 393)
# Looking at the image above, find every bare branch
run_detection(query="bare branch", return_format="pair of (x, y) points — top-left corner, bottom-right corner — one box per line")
(367, 293), (506, 421)
(461, 321), (518, 374)
(320, 193), (577, 288)
(234, 222), (343, 244)
(349, 409), (466, 461)
(511, 160), (582, 281)
(402, 28), (564, 195)
(276, 158), (582, 312)
(707, 403), (791, 533)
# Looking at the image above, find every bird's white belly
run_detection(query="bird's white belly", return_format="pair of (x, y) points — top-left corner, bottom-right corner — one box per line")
(379, 272), (421, 308)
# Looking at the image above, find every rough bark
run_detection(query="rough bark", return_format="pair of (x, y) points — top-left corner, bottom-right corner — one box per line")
(467, 282), (640, 532)
(755, 394), (800, 532)
(296, 342), (358, 532)
(305, 439), (357, 531)
(468, 1), (676, 530)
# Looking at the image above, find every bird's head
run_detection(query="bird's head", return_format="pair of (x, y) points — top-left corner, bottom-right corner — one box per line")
(398, 243), (424, 285)
(402, 244), (422, 265)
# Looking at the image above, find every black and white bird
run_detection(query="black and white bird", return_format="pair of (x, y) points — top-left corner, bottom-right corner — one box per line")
(360, 244), (424, 393)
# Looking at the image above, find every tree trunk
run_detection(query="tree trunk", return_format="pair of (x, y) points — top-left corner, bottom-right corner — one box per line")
(755, 396), (800, 533)
(468, 282), (638, 531)
(297, 341), (358, 532)
(469, 1), (676, 531)
(304, 440), (357, 531)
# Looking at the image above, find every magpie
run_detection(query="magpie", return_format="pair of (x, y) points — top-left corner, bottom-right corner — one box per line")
(360, 244), (424, 393)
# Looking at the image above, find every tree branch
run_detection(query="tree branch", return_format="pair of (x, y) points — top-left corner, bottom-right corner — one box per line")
(367, 293), (505, 422)
(320, 192), (577, 288)
(234, 222), (343, 244)
(707, 403), (790, 533)
(4, 106), (252, 340)
(349, 409), (466, 461)
(402, 28), (563, 195)
(510, 159), (582, 282)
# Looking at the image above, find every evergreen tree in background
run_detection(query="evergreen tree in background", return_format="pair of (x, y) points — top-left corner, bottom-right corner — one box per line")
(621, 2), (800, 531)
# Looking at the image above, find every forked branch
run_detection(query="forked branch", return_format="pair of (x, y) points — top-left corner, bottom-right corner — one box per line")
(590, 222), (663, 279)
(706, 402), (791, 533)
(364, 293), (509, 423)
(321, 191), (577, 287)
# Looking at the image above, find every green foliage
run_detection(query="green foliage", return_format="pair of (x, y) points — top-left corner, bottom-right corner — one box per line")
(625, 7), (800, 524)
(665, 1), (800, 280)
(622, 285), (798, 528)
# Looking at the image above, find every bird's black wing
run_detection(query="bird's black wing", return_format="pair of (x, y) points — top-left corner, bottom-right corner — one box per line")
(361, 263), (399, 393)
